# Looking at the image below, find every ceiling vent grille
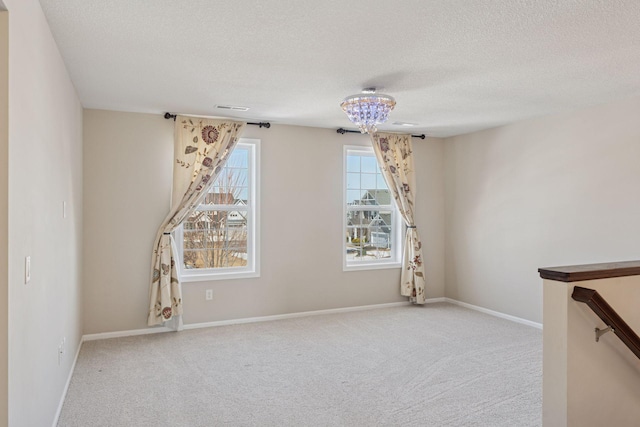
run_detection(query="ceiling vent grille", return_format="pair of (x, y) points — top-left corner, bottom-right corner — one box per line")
(216, 105), (249, 111)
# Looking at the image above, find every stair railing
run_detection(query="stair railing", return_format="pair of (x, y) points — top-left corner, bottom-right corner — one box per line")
(572, 286), (640, 360)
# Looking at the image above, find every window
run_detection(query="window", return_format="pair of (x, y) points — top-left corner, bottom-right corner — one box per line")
(177, 139), (260, 281)
(344, 145), (401, 270)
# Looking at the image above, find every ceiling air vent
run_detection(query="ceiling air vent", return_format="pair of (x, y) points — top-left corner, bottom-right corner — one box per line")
(216, 105), (250, 111)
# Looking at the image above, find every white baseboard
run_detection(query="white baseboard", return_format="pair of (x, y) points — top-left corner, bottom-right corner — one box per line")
(444, 297), (543, 329)
(52, 338), (83, 427)
(184, 300), (418, 330)
(78, 298), (541, 343)
(83, 298), (522, 344)
(83, 326), (173, 341)
(81, 299), (456, 340)
(55, 295), (529, 426)
(52, 296), (532, 426)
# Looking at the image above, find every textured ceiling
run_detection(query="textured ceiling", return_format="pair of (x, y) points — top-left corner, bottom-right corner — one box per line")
(38, 0), (640, 137)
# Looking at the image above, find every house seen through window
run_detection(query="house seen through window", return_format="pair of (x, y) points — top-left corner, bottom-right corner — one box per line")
(344, 146), (401, 270)
(177, 139), (259, 281)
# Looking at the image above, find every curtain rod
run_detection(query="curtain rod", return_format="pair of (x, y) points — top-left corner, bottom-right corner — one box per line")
(164, 113), (271, 128)
(336, 128), (425, 139)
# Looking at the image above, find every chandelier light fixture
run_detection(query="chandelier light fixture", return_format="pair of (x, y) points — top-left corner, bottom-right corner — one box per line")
(340, 88), (396, 134)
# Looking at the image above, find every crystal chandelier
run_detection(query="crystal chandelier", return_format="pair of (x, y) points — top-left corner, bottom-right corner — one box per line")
(340, 88), (396, 134)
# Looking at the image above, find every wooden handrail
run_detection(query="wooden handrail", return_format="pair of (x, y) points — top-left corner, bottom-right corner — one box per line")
(572, 286), (640, 360)
(539, 260), (640, 282)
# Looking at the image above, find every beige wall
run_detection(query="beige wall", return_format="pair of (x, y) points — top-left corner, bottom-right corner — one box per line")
(82, 111), (173, 333)
(83, 109), (445, 333)
(0, 10), (8, 427)
(444, 95), (640, 323)
(5, 0), (84, 425)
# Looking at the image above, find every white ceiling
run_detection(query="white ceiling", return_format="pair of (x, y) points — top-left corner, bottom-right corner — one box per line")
(38, 0), (640, 137)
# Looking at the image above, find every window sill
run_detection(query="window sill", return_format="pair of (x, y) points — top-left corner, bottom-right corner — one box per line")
(180, 270), (260, 282)
(343, 262), (402, 272)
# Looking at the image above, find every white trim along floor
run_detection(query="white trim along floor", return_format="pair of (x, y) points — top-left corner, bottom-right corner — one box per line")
(54, 298), (542, 427)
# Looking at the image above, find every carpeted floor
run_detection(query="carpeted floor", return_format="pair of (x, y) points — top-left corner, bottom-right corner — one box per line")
(58, 303), (542, 426)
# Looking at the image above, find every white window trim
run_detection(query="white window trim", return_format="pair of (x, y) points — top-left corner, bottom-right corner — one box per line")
(343, 145), (403, 272)
(177, 138), (260, 282)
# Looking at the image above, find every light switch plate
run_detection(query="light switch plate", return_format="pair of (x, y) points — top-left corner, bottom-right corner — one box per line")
(25, 256), (31, 284)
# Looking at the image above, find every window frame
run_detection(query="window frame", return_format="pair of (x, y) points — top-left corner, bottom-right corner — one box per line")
(176, 138), (260, 282)
(343, 145), (403, 272)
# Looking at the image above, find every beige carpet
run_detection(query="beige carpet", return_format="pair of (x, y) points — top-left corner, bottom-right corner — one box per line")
(58, 303), (542, 426)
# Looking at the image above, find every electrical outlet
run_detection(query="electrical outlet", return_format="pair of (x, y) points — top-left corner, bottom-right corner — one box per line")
(205, 289), (213, 300)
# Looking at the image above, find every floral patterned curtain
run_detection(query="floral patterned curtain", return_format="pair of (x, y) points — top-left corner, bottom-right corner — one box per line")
(370, 132), (426, 304)
(148, 116), (246, 326)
